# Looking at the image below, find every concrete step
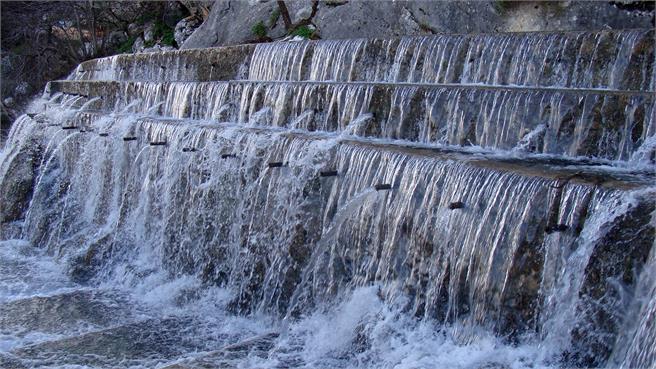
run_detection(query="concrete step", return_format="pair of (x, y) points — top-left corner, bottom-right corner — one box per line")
(69, 29), (655, 92)
(47, 79), (656, 161)
(27, 113), (655, 190)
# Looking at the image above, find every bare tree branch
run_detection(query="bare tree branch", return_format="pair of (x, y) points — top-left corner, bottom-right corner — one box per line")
(277, 1), (293, 31)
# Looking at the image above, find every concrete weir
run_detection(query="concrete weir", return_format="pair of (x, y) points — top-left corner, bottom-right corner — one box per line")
(1, 28), (655, 369)
(48, 79), (655, 161)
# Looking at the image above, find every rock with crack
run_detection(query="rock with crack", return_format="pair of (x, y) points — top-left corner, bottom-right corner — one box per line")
(181, 0), (654, 49)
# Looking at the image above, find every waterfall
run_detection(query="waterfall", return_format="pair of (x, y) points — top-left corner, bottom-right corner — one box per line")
(1, 28), (654, 369)
(49, 80), (655, 161)
(608, 243), (656, 368)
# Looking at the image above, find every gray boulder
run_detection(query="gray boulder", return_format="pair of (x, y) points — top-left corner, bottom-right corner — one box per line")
(132, 37), (145, 53)
(0, 130), (42, 238)
(3, 97), (15, 108)
(107, 30), (128, 48)
(127, 23), (143, 37)
(143, 22), (156, 43)
(174, 16), (202, 47)
(182, 0), (281, 48)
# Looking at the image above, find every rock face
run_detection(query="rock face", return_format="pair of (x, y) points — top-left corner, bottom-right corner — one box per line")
(174, 16), (203, 47)
(182, 0), (655, 49)
(182, 1), (284, 48)
(132, 37), (146, 53)
(144, 22), (156, 43)
(566, 200), (656, 367)
(0, 116), (43, 238)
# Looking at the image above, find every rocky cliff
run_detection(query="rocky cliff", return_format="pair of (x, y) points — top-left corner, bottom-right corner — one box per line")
(182, 0), (655, 49)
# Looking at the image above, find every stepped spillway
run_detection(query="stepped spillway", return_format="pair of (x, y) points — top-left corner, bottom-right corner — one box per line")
(1, 29), (655, 369)
(70, 29), (655, 91)
(49, 79), (655, 161)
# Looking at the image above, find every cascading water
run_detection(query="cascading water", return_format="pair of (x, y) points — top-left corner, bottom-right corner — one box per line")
(49, 79), (656, 161)
(1, 28), (655, 369)
(71, 29), (655, 92)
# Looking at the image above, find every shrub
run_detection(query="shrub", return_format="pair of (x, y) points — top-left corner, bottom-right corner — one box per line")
(252, 21), (267, 38)
(117, 36), (136, 53)
(135, 13), (154, 25)
(269, 8), (281, 27)
(153, 19), (176, 47)
(290, 25), (314, 39)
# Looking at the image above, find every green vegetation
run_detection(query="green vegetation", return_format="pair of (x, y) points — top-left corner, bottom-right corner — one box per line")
(252, 21), (267, 38)
(152, 19), (176, 47)
(118, 19), (176, 52)
(325, 0), (348, 6)
(290, 25), (315, 39)
(134, 12), (157, 25)
(117, 36), (136, 53)
(269, 8), (281, 27)
(160, 30), (176, 47)
(135, 13), (155, 25)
